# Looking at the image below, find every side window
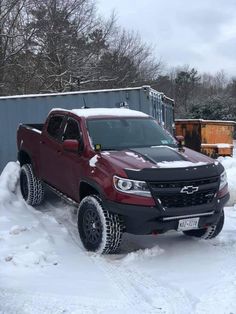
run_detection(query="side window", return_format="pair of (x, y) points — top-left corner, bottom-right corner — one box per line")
(47, 115), (64, 140)
(63, 118), (80, 141)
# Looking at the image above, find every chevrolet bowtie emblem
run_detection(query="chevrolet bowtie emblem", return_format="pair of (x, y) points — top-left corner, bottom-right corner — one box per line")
(180, 186), (199, 194)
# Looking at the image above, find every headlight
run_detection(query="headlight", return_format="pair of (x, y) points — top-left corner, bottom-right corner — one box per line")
(113, 175), (151, 197)
(219, 171), (227, 190)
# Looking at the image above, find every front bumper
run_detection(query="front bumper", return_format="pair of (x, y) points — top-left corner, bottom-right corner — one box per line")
(104, 193), (230, 235)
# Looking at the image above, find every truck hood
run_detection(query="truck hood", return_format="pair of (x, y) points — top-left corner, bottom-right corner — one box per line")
(101, 146), (214, 170)
(99, 146), (223, 181)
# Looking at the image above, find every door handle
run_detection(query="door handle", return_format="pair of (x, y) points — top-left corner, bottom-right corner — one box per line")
(40, 140), (45, 144)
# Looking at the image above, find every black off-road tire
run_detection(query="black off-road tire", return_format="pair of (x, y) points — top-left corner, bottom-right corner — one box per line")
(78, 195), (123, 254)
(183, 210), (225, 239)
(20, 163), (44, 206)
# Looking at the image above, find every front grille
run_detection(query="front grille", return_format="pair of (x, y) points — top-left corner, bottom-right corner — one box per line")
(150, 177), (218, 189)
(158, 190), (215, 208)
(148, 177), (219, 209)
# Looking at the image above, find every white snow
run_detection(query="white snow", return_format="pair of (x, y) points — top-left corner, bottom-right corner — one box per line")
(1, 152), (236, 313)
(218, 156), (236, 206)
(89, 154), (99, 167)
(0, 86), (149, 100)
(101, 151), (111, 156)
(201, 143), (233, 148)
(157, 161), (207, 168)
(176, 118), (236, 124)
(121, 245), (164, 265)
(125, 151), (147, 163)
(50, 107), (149, 118)
(71, 108), (149, 118)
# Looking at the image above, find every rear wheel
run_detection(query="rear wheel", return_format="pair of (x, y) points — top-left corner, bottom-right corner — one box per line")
(183, 211), (225, 239)
(20, 164), (44, 206)
(78, 195), (123, 254)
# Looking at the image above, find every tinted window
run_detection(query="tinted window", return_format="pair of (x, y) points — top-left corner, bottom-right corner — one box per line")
(87, 118), (177, 150)
(47, 115), (64, 139)
(63, 119), (80, 140)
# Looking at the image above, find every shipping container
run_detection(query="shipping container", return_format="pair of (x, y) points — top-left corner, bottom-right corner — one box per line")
(0, 86), (174, 172)
(175, 119), (235, 158)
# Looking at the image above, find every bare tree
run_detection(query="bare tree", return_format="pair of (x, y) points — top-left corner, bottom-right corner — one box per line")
(27, 0), (114, 92)
(94, 29), (162, 89)
(0, 0), (35, 94)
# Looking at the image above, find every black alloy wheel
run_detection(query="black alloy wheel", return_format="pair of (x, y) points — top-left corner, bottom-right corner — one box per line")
(78, 195), (123, 254)
(82, 207), (103, 248)
(20, 170), (29, 200)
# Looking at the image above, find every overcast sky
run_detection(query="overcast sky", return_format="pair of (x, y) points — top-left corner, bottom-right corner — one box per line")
(97, 0), (236, 77)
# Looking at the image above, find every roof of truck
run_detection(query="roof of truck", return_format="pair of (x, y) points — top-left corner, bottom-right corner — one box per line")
(51, 108), (149, 118)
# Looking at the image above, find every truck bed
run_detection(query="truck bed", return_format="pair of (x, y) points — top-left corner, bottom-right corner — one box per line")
(21, 123), (44, 133)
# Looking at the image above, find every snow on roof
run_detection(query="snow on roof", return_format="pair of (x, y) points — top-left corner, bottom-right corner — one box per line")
(0, 86), (153, 100)
(51, 108), (149, 118)
(0, 86), (174, 105)
(176, 119), (236, 124)
(201, 143), (233, 148)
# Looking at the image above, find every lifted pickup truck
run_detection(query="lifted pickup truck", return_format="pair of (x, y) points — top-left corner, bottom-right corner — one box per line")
(17, 108), (230, 254)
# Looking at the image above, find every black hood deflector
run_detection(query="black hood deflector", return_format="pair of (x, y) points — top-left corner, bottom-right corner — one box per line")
(125, 162), (224, 182)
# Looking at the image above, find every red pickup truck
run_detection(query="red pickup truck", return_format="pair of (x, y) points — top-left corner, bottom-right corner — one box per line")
(17, 108), (229, 254)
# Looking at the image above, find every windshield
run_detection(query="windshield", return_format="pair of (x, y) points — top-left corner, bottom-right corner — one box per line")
(87, 117), (177, 150)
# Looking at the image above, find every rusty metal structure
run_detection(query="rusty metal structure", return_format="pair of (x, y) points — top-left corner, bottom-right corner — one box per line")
(175, 119), (235, 158)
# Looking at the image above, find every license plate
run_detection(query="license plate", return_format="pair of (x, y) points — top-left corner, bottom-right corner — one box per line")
(178, 217), (199, 231)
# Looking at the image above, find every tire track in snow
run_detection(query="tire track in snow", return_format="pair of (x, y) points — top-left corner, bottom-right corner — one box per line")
(0, 197), (127, 313)
(194, 229), (236, 313)
(195, 274), (236, 314)
(41, 196), (193, 313)
(92, 255), (193, 314)
(36, 193), (236, 314)
(0, 289), (124, 314)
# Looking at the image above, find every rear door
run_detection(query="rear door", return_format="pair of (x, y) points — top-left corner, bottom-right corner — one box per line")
(40, 114), (66, 189)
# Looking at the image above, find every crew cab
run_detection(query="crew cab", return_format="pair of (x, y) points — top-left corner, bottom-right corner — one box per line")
(17, 108), (230, 253)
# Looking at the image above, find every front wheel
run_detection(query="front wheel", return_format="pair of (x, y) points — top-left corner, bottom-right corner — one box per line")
(183, 210), (225, 239)
(78, 195), (123, 254)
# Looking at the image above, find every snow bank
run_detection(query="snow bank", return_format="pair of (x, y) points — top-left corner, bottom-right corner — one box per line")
(219, 156), (236, 206)
(0, 162), (58, 268)
(0, 162), (127, 313)
(0, 162), (20, 204)
(121, 245), (164, 265)
(1, 161), (236, 313)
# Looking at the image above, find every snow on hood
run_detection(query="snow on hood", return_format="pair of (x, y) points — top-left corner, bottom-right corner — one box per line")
(89, 155), (100, 167)
(99, 146), (213, 173)
(156, 161), (207, 168)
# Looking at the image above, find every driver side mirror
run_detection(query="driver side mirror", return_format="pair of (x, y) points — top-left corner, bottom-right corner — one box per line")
(63, 139), (80, 153)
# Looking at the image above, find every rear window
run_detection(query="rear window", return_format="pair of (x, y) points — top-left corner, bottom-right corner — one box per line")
(47, 115), (64, 139)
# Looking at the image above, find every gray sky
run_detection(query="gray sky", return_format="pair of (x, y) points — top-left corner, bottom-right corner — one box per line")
(97, 0), (236, 77)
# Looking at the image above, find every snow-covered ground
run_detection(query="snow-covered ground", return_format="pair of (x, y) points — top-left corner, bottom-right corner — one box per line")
(1, 151), (236, 313)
